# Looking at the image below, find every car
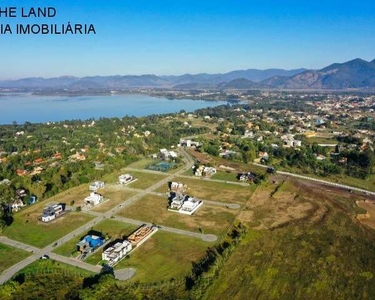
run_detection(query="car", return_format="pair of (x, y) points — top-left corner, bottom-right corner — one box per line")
(40, 254), (50, 259)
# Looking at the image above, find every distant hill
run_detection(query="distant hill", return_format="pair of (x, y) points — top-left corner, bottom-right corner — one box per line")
(2, 59), (375, 90)
(261, 58), (375, 89)
(221, 78), (265, 89)
(0, 68), (306, 90)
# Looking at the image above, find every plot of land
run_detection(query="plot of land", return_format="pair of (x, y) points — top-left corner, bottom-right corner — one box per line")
(116, 194), (237, 235)
(53, 219), (138, 261)
(0, 243), (31, 274)
(124, 170), (168, 190)
(238, 181), (316, 229)
(156, 176), (256, 204)
(356, 200), (375, 230)
(91, 187), (138, 213)
(127, 158), (154, 169)
(40, 184), (89, 208)
(115, 230), (209, 283)
(1, 201), (94, 248)
(211, 171), (240, 182)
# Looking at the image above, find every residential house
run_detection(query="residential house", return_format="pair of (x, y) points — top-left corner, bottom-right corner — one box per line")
(84, 192), (104, 206)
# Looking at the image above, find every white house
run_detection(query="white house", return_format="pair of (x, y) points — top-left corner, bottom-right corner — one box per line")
(160, 149), (178, 160)
(180, 197), (203, 215)
(11, 199), (25, 212)
(168, 193), (203, 215)
(102, 240), (133, 266)
(41, 204), (65, 222)
(195, 166), (217, 177)
(119, 174), (135, 185)
(89, 181), (105, 191)
(84, 192), (104, 206)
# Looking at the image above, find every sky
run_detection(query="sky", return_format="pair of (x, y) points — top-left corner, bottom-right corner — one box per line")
(1, 0), (375, 79)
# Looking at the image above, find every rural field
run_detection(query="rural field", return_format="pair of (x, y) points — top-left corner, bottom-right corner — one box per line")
(238, 181), (316, 229)
(1, 200), (94, 248)
(115, 230), (210, 283)
(91, 187), (138, 213)
(116, 194), (237, 235)
(39, 184), (89, 208)
(155, 176), (257, 204)
(54, 219), (138, 259)
(0, 243), (30, 274)
(205, 180), (375, 299)
(356, 200), (375, 230)
(124, 170), (168, 190)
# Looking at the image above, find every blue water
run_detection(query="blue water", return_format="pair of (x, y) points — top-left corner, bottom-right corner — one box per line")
(0, 93), (230, 124)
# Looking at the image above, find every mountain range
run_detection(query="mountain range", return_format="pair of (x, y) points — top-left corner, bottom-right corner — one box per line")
(1, 58), (375, 90)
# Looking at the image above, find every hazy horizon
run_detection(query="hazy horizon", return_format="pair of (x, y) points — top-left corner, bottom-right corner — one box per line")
(1, 1), (375, 80)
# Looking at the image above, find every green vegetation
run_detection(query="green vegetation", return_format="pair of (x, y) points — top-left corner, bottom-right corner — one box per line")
(211, 171), (239, 182)
(116, 194), (237, 236)
(91, 188), (138, 213)
(173, 176), (257, 204)
(116, 231), (210, 282)
(0, 260), (93, 300)
(205, 211), (375, 299)
(1, 202), (94, 248)
(0, 243), (30, 274)
(125, 170), (168, 190)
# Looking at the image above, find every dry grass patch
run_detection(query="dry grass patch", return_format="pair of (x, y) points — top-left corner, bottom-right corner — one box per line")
(356, 200), (375, 230)
(238, 182), (316, 230)
(156, 176), (256, 204)
(116, 194), (236, 235)
(91, 186), (138, 213)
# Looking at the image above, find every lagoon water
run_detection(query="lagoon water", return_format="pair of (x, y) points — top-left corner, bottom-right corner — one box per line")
(0, 93), (230, 124)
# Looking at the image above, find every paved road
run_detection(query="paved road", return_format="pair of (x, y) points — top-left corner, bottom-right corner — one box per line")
(0, 236), (40, 253)
(113, 216), (218, 242)
(251, 162), (375, 196)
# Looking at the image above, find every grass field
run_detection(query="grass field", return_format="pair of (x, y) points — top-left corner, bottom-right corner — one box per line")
(205, 205), (375, 300)
(39, 184), (89, 208)
(116, 194), (237, 235)
(280, 165), (375, 192)
(124, 170), (168, 190)
(127, 158), (154, 169)
(1, 202), (94, 248)
(13, 259), (94, 278)
(0, 243), (30, 274)
(356, 200), (375, 230)
(237, 182), (316, 230)
(54, 219), (138, 260)
(115, 230), (210, 283)
(156, 176), (257, 204)
(211, 171), (240, 182)
(91, 187), (138, 213)
(306, 136), (338, 145)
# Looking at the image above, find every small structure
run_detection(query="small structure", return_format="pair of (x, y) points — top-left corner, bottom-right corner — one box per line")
(127, 225), (158, 246)
(169, 181), (186, 192)
(102, 240), (132, 266)
(15, 188), (27, 199)
(178, 139), (201, 148)
(118, 174), (136, 185)
(84, 192), (104, 206)
(11, 199), (25, 212)
(77, 235), (105, 257)
(194, 165), (217, 178)
(238, 172), (257, 182)
(41, 203), (66, 222)
(89, 181), (105, 192)
(159, 148), (178, 160)
(168, 192), (203, 215)
(29, 195), (38, 205)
